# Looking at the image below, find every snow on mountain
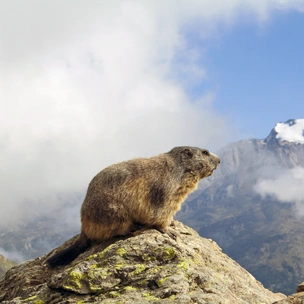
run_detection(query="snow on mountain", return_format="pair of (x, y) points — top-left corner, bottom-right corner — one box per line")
(275, 118), (304, 144)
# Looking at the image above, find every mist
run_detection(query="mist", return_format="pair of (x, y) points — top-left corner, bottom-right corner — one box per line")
(0, 247), (25, 264)
(254, 167), (304, 216)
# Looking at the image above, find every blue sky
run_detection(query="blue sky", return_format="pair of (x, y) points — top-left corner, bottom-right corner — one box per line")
(190, 9), (304, 139)
(1, 1), (304, 227)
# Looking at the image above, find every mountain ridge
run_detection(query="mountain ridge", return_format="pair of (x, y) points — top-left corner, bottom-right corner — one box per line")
(0, 254), (17, 279)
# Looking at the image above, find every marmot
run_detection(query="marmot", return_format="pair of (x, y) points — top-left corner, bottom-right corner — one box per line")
(47, 146), (220, 267)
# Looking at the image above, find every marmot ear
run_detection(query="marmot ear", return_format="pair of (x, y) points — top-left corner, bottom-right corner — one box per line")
(182, 148), (193, 158)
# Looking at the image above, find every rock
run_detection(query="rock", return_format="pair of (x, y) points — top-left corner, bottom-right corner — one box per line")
(273, 293), (304, 304)
(0, 221), (286, 303)
(273, 282), (304, 304)
(296, 282), (304, 293)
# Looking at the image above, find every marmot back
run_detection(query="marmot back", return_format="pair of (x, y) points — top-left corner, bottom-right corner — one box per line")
(47, 146), (220, 267)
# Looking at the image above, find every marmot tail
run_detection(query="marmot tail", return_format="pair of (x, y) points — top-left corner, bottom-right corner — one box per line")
(46, 232), (91, 267)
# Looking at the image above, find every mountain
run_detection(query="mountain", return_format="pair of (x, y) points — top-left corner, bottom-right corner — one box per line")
(0, 199), (83, 262)
(177, 118), (304, 295)
(0, 214), (78, 262)
(0, 221), (286, 304)
(0, 254), (17, 279)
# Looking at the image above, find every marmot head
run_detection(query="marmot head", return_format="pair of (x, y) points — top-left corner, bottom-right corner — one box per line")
(168, 146), (220, 179)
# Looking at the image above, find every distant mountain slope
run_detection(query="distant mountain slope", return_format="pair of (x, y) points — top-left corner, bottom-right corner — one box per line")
(177, 118), (304, 295)
(0, 254), (17, 279)
(0, 214), (78, 262)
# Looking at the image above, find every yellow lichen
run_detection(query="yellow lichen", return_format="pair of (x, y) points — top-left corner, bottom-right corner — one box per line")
(24, 296), (44, 304)
(89, 244), (116, 260)
(114, 261), (125, 270)
(132, 263), (146, 275)
(64, 270), (83, 290)
(141, 253), (156, 262)
(109, 291), (120, 298)
(124, 286), (137, 291)
(177, 261), (188, 271)
(24, 296), (37, 302)
(115, 248), (127, 256)
(155, 246), (179, 261)
(157, 277), (168, 287)
(88, 267), (109, 280)
(143, 292), (159, 301)
(163, 247), (178, 259)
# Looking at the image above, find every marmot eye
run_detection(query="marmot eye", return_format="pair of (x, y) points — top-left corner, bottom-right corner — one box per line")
(202, 150), (209, 156)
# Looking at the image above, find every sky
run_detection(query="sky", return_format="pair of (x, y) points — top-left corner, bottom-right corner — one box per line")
(1, 0), (304, 229)
(198, 9), (304, 138)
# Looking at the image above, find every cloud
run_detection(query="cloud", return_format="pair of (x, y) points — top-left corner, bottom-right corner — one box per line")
(1, 0), (304, 229)
(0, 247), (25, 263)
(254, 167), (304, 216)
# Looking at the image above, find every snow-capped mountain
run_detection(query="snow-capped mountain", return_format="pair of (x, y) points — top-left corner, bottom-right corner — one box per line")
(274, 118), (304, 144)
(265, 118), (304, 146)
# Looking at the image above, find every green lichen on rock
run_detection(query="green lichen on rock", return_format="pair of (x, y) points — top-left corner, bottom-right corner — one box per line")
(143, 292), (159, 301)
(156, 276), (168, 287)
(114, 261), (125, 270)
(87, 266), (120, 293)
(115, 248), (127, 257)
(153, 246), (179, 263)
(162, 246), (178, 260)
(109, 291), (120, 298)
(24, 296), (37, 302)
(64, 270), (84, 291)
(141, 253), (156, 262)
(88, 267), (109, 280)
(132, 263), (146, 275)
(88, 243), (116, 261)
(22, 296), (45, 304)
(177, 261), (189, 271)
(123, 286), (137, 292)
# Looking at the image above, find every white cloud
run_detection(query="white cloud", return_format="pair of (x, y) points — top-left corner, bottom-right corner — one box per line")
(0, 247), (25, 263)
(0, 0), (303, 228)
(254, 167), (304, 216)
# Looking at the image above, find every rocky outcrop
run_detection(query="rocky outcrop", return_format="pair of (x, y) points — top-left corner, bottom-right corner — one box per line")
(0, 221), (285, 304)
(274, 282), (304, 304)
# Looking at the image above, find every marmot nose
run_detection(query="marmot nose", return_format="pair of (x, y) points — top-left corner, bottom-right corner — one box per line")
(211, 153), (220, 164)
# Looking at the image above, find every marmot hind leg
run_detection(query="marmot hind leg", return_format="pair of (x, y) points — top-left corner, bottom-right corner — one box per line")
(81, 216), (134, 241)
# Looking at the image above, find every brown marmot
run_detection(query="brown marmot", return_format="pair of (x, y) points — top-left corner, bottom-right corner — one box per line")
(47, 146), (220, 267)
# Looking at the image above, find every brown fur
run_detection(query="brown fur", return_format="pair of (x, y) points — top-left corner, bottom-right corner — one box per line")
(47, 146), (220, 267)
